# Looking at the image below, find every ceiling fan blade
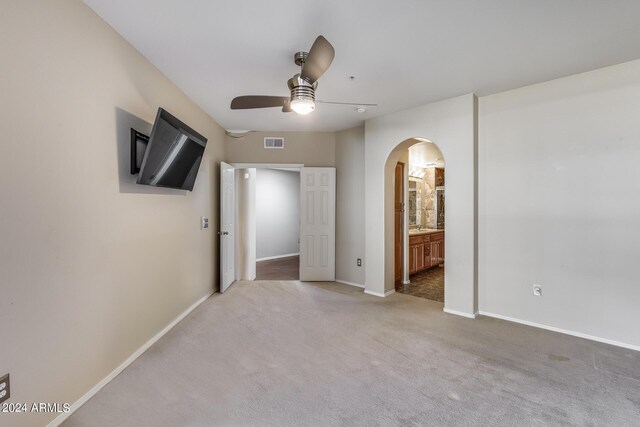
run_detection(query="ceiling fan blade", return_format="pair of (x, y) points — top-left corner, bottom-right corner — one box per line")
(282, 99), (292, 113)
(317, 100), (378, 106)
(230, 96), (289, 110)
(301, 36), (335, 84)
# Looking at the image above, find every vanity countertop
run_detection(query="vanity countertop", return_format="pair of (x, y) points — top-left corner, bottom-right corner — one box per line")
(409, 228), (444, 236)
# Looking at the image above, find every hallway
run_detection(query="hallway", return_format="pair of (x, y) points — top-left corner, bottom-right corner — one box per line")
(255, 255), (300, 281)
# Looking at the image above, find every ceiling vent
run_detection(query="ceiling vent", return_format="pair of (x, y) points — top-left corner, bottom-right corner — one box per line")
(264, 137), (284, 149)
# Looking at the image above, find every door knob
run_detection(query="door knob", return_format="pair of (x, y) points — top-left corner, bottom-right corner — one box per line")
(218, 231), (229, 236)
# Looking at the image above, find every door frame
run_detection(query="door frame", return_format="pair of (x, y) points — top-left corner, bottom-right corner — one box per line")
(231, 163), (305, 169)
(394, 162), (404, 286)
(231, 163), (305, 282)
(220, 162), (236, 293)
(402, 162), (410, 285)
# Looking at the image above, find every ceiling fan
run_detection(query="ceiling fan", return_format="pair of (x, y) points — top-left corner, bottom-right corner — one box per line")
(230, 35), (376, 115)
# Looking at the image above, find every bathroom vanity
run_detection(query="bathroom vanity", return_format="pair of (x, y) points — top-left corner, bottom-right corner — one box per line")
(408, 229), (444, 275)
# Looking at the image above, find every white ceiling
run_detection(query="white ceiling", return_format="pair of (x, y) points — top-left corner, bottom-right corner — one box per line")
(84, 0), (640, 132)
(409, 140), (445, 169)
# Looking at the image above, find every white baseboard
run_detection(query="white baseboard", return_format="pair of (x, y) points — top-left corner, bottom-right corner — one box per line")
(364, 289), (396, 298)
(256, 252), (300, 262)
(47, 291), (214, 427)
(443, 308), (479, 319)
(335, 279), (365, 289)
(478, 311), (640, 352)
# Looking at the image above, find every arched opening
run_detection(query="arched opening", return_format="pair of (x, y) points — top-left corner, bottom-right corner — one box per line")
(363, 95), (476, 316)
(385, 137), (446, 304)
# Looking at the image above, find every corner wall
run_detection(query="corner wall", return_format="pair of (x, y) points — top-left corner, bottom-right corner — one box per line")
(478, 59), (640, 348)
(335, 126), (366, 286)
(0, 2), (225, 426)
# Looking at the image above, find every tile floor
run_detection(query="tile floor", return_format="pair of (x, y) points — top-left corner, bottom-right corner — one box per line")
(396, 265), (444, 302)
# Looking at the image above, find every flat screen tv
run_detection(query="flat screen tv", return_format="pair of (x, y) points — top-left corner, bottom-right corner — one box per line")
(137, 108), (208, 191)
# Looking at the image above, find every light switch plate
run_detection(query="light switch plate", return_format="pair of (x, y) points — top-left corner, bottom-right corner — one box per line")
(0, 374), (9, 404)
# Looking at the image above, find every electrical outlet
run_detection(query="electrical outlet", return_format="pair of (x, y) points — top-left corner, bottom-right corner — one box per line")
(533, 284), (542, 296)
(201, 217), (209, 229)
(357, 258), (362, 267)
(0, 374), (9, 404)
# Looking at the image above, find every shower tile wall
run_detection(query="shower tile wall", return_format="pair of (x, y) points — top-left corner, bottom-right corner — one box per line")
(422, 168), (436, 229)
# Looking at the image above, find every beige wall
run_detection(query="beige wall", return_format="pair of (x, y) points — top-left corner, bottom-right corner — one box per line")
(0, 1), (225, 426)
(225, 131), (335, 166)
(335, 127), (366, 286)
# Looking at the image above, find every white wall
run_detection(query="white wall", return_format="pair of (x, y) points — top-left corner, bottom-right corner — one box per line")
(364, 94), (478, 315)
(478, 59), (640, 348)
(256, 169), (300, 260)
(0, 2), (225, 426)
(335, 127), (366, 286)
(235, 168), (256, 279)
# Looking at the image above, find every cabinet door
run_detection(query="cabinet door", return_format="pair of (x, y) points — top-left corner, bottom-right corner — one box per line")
(424, 241), (431, 268)
(416, 244), (424, 271)
(431, 241), (438, 266)
(409, 245), (416, 274)
(439, 239), (445, 264)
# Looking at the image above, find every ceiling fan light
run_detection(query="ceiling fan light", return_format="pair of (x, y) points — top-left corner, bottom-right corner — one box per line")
(290, 98), (315, 115)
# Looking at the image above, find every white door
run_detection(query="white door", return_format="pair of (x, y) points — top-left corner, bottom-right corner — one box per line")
(220, 162), (235, 292)
(299, 167), (336, 281)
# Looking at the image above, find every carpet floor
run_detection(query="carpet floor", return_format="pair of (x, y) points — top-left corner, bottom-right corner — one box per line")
(64, 281), (640, 426)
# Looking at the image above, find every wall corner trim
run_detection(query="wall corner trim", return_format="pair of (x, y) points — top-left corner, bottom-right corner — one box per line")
(443, 308), (479, 319)
(478, 311), (640, 352)
(47, 291), (214, 427)
(364, 289), (396, 297)
(336, 279), (365, 289)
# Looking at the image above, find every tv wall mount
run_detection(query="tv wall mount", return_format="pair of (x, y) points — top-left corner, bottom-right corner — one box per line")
(130, 128), (149, 175)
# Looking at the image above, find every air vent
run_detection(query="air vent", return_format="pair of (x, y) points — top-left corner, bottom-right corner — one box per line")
(264, 137), (284, 149)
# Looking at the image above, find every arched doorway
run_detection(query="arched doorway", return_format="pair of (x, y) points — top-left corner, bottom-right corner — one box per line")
(362, 94), (477, 317)
(386, 138), (446, 303)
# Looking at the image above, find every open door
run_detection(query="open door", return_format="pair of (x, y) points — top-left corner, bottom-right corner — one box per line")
(220, 162), (235, 292)
(299, 167), (336, 281)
